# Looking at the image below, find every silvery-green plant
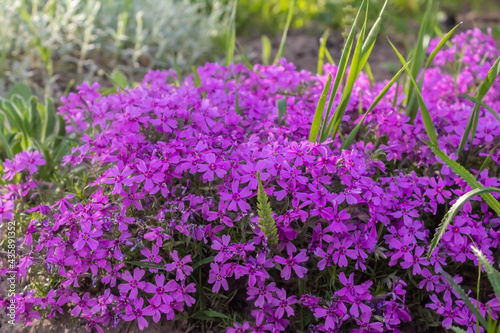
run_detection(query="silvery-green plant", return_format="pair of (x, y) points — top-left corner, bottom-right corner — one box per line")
(0, 0), (230, 98)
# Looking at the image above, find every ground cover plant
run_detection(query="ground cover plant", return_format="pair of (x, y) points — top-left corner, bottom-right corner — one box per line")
(1, 3), (500, 333)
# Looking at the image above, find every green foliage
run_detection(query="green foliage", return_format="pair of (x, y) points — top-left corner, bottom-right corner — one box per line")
(0, 83), (70, 179)
(256, 171), (278, 247)
(273, 0), (296, 64)
(0, 0), (230, 98)
(427, 187), (500, 260)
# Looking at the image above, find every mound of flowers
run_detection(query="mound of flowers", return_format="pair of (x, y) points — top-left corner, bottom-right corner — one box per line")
(1, 28), (500, 332)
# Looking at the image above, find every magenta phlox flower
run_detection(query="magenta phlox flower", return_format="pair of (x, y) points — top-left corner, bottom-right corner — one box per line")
(123, 297), (149, 330)
(140, 245), (162, 264)
(274, 250), (308, 280)
(332, 237), (357, 267)
(143, 226), (171, 247)
(144, 273), (174, 304)
(91, 289), (114, 315)
(240, 161), (269, 189)
(280, 162), (308, 185)
(442, 215), (472, 245)
(226, 321), (251, 333)
(69, 292), (97, 317)
(118, 267), (146, 298)
(211, 235), (235, 263)
(271, 288), (297, 319)
(74, 222), (102, 251)
(425, 177), (452, 204)
(102, 160), (135, 194)
(134, 158), (164, 192)
(198, 153), (228, 181)
(247, 281), (277, 308)
(314, 297), (348, 330)
(400, 245), (429, 275)
(352, 310), (384, 332)
(120, 184), (145, 209)
(164, 250), (193, 280)
(143, 296), (174, 322)
(219, 181), (252, 212)
(18, 150), (46, 174)
(208, 262), (229, 292)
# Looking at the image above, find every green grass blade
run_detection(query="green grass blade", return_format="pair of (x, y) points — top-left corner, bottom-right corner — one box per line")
(427, 187), (500, 260)
(277, 98), (287, 124)
(225, 0), (238, 66)
(406, 0), (437, 121)
(424, 140), (500, 217)
(273, 0), (295, 64)
(442, 271), (489, 329)
(426, 23), (462, 68)
(341, 60), (410, 150)
(471, 246), (500, 306)
(359, 0), (388, 67)
(309, 73), (332, 142)
(477, 143), (500, 176)
(321, 11), (367, 142)
(364, 62), (374, 89)
(192, 67), (206, 99)
(235, 87), (240, 115)
(320, 0), (367, 137)
(261, 35), (271, 66)
(460, 95), (500, 123)
(389, 39), (438, 146)
(325, 48), (335, 66)
(317, 29), (330, 75)
(173, 54), (182, 86)
(450, 327), (468, 333)
(457, 56), (500, 159)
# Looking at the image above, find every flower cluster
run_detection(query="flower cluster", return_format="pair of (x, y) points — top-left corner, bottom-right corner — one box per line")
(1, 28), (500, 332)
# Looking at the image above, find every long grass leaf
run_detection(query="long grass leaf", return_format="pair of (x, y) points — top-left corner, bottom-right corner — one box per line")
(427, 187), (500, 259)
(471, 246), (500, 305)
(321, 11), (368, 142)
(457, 56), (500, 158)
(341, 61), (410, 150)
(426, 23), (462, 68)
(261, 35), (272, 66)
(320, 0), (367, 138)
(273, 0), (295, 64)
(359, 0), (388, 67)
(225, 0), (238, 66)
(424, 139), (500, 216)
(442, 272), (489, 329)
(460, 95), (500, 123)
(389, 39), (438, 146)
(309, 73), (332, 142)
(406, 0), (436, 121)
(477, 143), (500, 176)
(317, 29), (330, 75)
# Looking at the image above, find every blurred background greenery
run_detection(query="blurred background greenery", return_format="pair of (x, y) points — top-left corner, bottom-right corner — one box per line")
(0, 0), (499, 101)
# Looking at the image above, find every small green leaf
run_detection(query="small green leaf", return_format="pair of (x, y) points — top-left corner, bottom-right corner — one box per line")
(273, 0), (295, 64)
(192, 256), (214, 270)
(276, 98), (287, 123)
(309, 73), (332, 142)
(190, 310), (231, 320)
(341, 60), (410, 150)
(389, 39), (438, 146)
(460, 95), (500, 123)
(111, 70), (129, 90)
(125, 261), (165, 270)
(477, 143), (500, 176)
(471, 246), (500, 306)
(426, 23), (462, 68)
(457, 56), (500, 159)
(7, 83), (32, 101)
(261, 35), (271, 66)
(225, 0), (237, 66)
(317, 29), (330, 75)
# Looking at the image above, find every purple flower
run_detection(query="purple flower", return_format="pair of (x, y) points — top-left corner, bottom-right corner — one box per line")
(164, 250), (193, 280)
(274, 250), (308, 280)
(74, 223), (102, 251)
(272, 288), (297, 319)
(102, 160), (135, 194)
(219, 181), (252, 212)
(118, 268), (147, 298)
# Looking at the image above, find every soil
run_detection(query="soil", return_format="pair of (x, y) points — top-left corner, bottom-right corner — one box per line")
(2, 7), (500, 333)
